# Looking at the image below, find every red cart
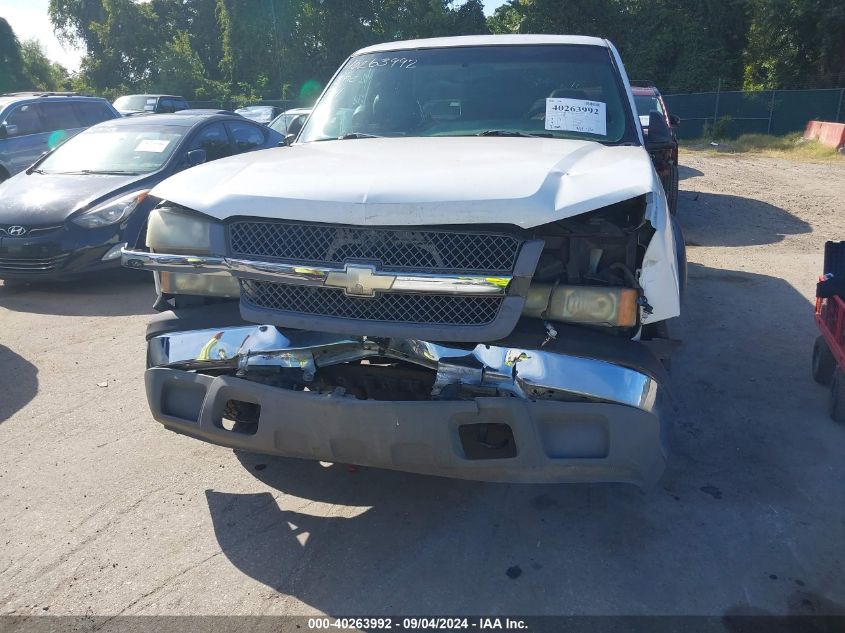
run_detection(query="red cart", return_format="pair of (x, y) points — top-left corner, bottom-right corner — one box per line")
(812, 241), (845, 422)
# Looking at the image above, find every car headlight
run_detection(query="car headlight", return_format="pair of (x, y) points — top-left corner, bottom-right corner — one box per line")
(71, 190), (149, 228)
(145, 205), (216, 254)
(523, 284), (638, 327)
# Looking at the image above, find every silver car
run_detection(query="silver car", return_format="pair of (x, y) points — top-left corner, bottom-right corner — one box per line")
(0, 92), (120, 183)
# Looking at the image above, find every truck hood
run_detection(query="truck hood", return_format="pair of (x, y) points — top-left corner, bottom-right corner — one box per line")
(151, 136), (656, 229)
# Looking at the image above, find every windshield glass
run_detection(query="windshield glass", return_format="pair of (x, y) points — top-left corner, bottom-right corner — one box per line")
(634, 95), (664, 116)
(236, 106), (275, 123)
(38, 125), (185, 174)
(114, 96), (156, 112)
(299, 45), (636, 144)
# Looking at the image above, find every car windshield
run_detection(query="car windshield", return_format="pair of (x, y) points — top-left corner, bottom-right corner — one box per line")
(113, 96), (156, 112)
(237, 106), (276, 123)
(38, 125), (185, 174)
(634, 95), (664, 116)
(299, 45), (636, 144)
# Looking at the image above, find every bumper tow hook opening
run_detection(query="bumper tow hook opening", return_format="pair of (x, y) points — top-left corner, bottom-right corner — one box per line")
(459, 423), (517, 460)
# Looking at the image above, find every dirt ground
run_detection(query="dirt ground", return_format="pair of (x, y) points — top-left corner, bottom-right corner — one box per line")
(0, 151), (844, 619)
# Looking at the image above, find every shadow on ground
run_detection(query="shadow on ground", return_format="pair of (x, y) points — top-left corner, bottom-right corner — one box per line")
(678, 165), (704, 181)
(0, 345), (37, 423)
(0, 269), (155, 317)
(678, 190), (811, 247)
(203, 263), (845, 616)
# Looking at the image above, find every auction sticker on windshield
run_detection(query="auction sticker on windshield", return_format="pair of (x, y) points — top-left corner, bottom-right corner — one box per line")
(545, 98), (607, 136)
(135, 139), (171, 153)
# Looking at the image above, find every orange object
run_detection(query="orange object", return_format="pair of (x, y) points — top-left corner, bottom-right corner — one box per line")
(804, 120), (845, 149)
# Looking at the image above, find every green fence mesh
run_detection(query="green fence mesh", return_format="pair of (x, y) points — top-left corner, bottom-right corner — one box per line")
(663, 88), (845, 139)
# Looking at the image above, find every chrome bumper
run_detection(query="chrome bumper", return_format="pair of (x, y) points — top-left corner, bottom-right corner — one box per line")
(147, 324), (660, 412)
(121, 249), (512, 295)
(144, 324), (669, 486)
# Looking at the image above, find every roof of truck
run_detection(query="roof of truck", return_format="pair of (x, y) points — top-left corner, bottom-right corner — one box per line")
(354, 35), (609, 56)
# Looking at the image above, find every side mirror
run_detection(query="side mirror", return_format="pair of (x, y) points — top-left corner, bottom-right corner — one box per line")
(669, 114), (680, 126)
(282, 133), (296, 146)
(644, 110), (673, 149)
(0, 123), (18, 139)
(186, 149), (207, 166)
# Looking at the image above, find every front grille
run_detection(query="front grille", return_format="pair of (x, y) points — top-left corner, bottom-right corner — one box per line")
(241, 280), (503, 326)
(0, 254), (69, 272)
(229, 221), (521, 274)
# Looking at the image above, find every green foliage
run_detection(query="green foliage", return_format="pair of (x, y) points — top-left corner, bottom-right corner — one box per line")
(702, 115), (733, 140)
(20, 40), (71, 92)
(28, 0), (844, 105)
(0, 18), (26, 93)
(743, 0), (845, 89)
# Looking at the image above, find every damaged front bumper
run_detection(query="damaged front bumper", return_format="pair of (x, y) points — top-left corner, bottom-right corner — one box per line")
(145, 318), (670, 486)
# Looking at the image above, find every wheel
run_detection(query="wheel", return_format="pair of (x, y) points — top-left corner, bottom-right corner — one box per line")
(812, 335), (836, 384)
(667, 162), (679, 215)
(829, 368), (845, 423)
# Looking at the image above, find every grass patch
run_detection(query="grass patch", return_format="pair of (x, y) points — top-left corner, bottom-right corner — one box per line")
(680, 133), (841, 160)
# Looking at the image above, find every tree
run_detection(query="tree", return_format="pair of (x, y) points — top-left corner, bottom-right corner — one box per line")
(20, 40), (70, 92)
(744, 0), (845, 88)
(0, 18), (25, 92)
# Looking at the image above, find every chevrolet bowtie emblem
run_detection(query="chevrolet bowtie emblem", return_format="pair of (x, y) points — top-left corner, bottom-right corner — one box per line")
(325, 264), (396, 297)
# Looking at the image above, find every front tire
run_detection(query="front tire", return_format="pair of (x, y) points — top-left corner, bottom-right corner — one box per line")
(829, 368), (845, 423)
(812, 335), (836, 384)
(667, 162), (679, 215)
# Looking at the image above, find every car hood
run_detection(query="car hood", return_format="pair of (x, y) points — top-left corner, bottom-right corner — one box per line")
(0, 171), (150, 225)
(151, 136), (657, 229)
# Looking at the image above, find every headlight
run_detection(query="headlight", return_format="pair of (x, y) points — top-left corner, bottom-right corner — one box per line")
(159, 271), (240, 298)
(71, 191), (149, 228)
(523, 284), (638, 327)
(146, 206), (216, 254)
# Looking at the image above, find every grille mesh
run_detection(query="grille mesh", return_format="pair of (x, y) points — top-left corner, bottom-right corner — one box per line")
(241, 280), (502, 326)
(229, 221), (520, 273)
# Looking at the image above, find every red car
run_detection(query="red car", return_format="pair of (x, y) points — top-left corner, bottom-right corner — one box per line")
(632, 84), (680, 214)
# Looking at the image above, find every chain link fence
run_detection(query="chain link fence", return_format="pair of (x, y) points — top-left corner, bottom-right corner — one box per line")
(663, 88), (845, 139)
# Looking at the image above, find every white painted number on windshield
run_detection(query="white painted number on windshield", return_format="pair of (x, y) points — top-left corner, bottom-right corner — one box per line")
(346, 57), (418, 71)
(545, 98), (607, 136)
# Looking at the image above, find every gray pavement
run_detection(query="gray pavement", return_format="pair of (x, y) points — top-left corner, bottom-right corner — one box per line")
(0, 152), (843, 617)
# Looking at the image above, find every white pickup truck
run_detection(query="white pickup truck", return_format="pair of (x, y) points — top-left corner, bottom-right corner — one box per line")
(123, 35), (685, 487)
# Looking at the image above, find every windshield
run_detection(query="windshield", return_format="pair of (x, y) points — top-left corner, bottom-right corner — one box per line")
(634, 95), (664, 117)
(38, 125), (185, 174)
(299, 45), (636, 144)
(236, 106), (275, 123)
(114, 96), (156, 112)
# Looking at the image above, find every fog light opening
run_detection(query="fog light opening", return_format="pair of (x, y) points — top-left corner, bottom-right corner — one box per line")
(102, 242), (127, 261)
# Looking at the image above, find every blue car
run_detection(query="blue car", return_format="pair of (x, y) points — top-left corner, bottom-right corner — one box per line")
(0, 92), (120, 183)
(0, 111), (282, 279)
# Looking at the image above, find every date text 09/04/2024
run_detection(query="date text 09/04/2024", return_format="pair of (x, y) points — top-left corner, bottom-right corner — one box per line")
(307, 617), (530, 630)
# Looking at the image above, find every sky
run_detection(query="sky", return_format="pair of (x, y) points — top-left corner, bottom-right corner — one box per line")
(0, 0), (509, 73)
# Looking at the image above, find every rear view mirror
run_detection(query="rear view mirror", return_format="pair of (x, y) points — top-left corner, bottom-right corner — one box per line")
(186, 149), (207, 166)
(645, 110), (673, 149)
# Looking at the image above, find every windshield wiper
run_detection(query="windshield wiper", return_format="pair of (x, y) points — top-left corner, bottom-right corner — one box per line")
(73, 169), (142, 175)
(477, 130), (554, 138)
(337, 133), (382, 140)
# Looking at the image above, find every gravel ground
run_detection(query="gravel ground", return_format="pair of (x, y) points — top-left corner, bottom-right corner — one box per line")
(0, 151), (844, 619)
